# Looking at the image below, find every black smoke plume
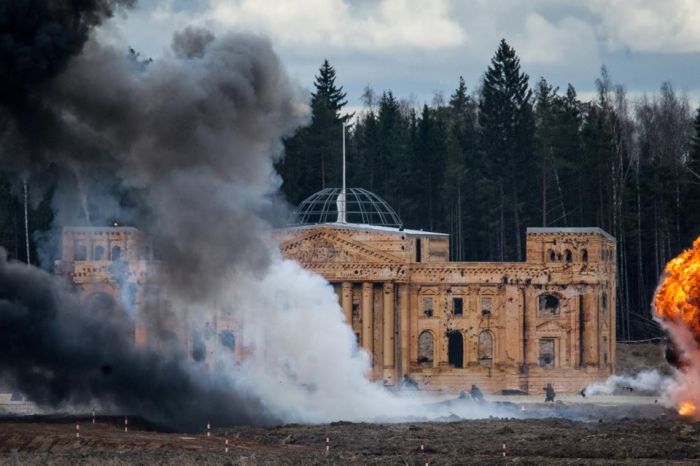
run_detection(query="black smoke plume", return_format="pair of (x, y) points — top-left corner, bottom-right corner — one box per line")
(0, 0), (133, 170)
(0, 250), (276, 429)
(0, 0), (305, 428)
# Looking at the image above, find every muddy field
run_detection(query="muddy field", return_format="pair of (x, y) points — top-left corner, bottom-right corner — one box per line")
(0, 402), (698, 465)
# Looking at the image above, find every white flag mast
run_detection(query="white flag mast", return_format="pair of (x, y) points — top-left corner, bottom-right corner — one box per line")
(336, 122), (349, 223)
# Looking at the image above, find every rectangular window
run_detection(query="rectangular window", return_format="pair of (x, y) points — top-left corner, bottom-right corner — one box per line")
(480, 297), (492, 316)
(453, 297), (463, 316)
(539, 338), (555, 368)
(415, 238), (422, 262)
(422, 297), (433, 317)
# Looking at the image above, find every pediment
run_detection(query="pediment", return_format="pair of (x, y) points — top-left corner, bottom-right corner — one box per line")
(280, 230), (403, 265)
(535, 319), (566, 332)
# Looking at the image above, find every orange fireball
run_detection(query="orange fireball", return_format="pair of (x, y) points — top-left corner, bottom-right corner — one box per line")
(678, 401), (697, 417)
(654, 237), (700, 335)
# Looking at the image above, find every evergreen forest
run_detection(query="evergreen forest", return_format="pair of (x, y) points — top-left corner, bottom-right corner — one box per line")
(277, 40), (700, 341)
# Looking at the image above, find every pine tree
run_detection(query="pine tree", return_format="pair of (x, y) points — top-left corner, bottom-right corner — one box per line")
(479, 39), (535, 260)
(307, 60), (352, 190)
(376, 91), (408, 212)
(445, 76), (479, 259)
(311, 60), (350, 117)
(277, 59), (350, 204)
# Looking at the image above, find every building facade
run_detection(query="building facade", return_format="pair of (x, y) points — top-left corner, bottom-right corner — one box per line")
(56, 190), (616, 394)
(274, 221), (616, 393)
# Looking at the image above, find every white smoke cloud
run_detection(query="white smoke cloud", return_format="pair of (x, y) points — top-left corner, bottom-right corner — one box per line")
(583, 369), (669, 396)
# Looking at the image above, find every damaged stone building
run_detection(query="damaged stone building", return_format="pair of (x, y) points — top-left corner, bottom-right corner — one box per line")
(276, 188), (617, 393)
(56, 187), (616, 394)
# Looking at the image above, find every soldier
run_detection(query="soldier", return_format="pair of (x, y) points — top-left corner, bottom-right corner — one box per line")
(470, 384), (484, 401)
(544, 383), (556, 402)
(401, 374), (419, 390)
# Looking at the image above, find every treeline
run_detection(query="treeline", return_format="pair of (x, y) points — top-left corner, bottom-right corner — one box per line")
(277, 39), (700, 340)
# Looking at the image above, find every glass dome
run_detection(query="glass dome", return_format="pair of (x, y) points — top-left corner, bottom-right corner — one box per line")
(292, 187), (403, 228)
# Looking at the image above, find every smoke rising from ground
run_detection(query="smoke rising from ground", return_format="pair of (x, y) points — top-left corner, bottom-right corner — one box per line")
(0, 250), (275, 429)
(0, 0), (427, 428)
(583, 369), (667, 396)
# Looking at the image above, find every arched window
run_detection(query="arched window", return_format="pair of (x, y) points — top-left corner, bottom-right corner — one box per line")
(478, 331), (493, 367)
(581, 249), (588, 263)
(418, 331), (434, 368)
(548, 249), (556, 262)
(219, 330), (236, 352)
(565, 249), (573, 263)
(74, 244), (87, 261)
(601, 291), (608, 311)
(538, 294), (560, 316)
(94, 245), (105, 261)
(111, 245), (121, 261)
(447, 330), (464, 368)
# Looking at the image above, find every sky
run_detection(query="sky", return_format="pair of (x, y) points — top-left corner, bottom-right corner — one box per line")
(103, 0), (700, 110)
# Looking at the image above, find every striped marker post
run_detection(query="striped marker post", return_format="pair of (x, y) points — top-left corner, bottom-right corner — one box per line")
(502, 441), (507, 457)
(75, 422), (80, 439)
(225, 438), (229, 453)
(92, 409), (96, 424)
(207, 422), (211, 438)
(124, 416), (128, 433)
(325, 436), (330, 454)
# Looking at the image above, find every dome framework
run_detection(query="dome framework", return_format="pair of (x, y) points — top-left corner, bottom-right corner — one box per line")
(292, 188), (403, 228)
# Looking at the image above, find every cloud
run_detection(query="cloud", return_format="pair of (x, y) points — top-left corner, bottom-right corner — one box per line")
(589, 0), (700, 53)
(206, 0), (467, 51)
(513, 13), (600, 66)
(104, 0), (700, 107)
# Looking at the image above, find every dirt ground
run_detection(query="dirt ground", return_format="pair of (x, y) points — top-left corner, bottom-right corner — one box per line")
(0, 343), (679, 465)
(0, 402), (697, 466)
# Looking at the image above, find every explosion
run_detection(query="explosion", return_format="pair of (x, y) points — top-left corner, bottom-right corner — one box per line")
(654, 236), (700, 419)
(654, 237), (700, 335)
(678, 401), (696, 417)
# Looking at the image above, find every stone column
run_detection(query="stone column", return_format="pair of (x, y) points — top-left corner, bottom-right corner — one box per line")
(584, 292), (600, 366)
(361, 282), (373, 353)
(383, 281), (396, 383)
(341, 282), (353, 324)
(399, 284), (410, 379)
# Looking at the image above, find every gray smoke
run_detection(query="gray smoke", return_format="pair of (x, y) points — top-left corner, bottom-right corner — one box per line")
(0, 1), (439, 429)
(0, 0), (309, 429)
(172, 26), (216, 59)
(49, 34), (300, 299)
(0, 249), (276, 429)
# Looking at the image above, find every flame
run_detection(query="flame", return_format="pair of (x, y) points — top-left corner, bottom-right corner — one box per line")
(655, 237), (700, 419)
(678, 401), (696, 416)
(654, 237), (700, 335)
